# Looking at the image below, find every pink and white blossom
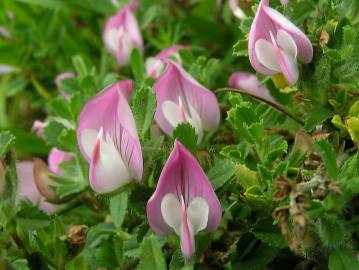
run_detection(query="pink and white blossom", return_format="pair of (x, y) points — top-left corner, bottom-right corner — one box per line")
(146, 141), (221, 257)
(248, 0), (312, 85)
(77, 80), (143, 193)
(103, 0), (143, 66)
(16, 161), (63, 214)
(154, 61), (220, 142)
(145, 45), (188, 79)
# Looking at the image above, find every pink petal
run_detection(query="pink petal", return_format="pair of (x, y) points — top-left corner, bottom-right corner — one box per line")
(154, 61), (220, 136)
(103, 0), (143, 66)
(155, 45), (189, 60)
(228, 72), (282, 107)
(16, 161), (62, 214)
(54, 72), (75, 89)
(248, 0), (312, 75)
(32, 120), (46, 139)
(48, 148), (72, 175)
(77, 80), (143, 193)
(229, 0), (247, 20)
(146, 140), (221, 235)
(269, 31), (299, 84)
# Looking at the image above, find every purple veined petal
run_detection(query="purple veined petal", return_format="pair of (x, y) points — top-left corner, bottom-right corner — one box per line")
(248, 0), (312, 76)
(228, 71), (283, 108)
(146, 140), (221, 237)
(229, 0), (247, 20)
(48, 148), (72, 176)
(154, 61), (220, 138)
(16, 161), (63, 214)
(103, 0), (143, 66)
(77, 80), (143, 193)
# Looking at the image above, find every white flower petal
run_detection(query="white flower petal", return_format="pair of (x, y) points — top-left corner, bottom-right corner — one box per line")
(161, 193), (182, 234)
(187, 197), (209, 234)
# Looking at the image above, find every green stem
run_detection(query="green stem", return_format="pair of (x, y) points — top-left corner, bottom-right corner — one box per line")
(0, 76), (9, 128)
(216, 87), (304, 126)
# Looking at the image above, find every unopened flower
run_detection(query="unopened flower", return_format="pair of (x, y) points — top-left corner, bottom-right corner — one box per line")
(147, 141), (221, 257)
(154, 61), (220, 142)
(103, 0), (143, 66)
(16, 161), (63, 214)
(229, 0), (247, 20)
(77, 80), (143, 193)
(248, 0), (313, 85)
(145, 45), (188, 79)
(228, 71), (281, 107)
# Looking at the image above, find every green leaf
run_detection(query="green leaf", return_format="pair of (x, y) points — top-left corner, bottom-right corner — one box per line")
(0, 130), (15, 159)
(207, 159), (235, 190)
(131, 85), (156, 139)
(305, 107), (334, 132)
(317, 217), (346, 248)
(315, 140), (339, 179)
(329, 249), (359, 270)
(72, 55), (89, 78)
(140, 235), (166, 270)
(109, 192), (128, 229)
(130, 48), (144, 82)
(49, 96), (73, 120)
(43, 119), (76, 151)
(172, 123), (197, 154)
(235, 163), (259, 189)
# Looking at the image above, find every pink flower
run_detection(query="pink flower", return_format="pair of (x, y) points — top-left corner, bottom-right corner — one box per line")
(248, 0), (313, 85)
(77, 80), (143, 193)
(145, 45), (188, 79)
(16, 161), (63, 214)
(229, 0), (247, 20)
(228, 72), (281, 107)
(103, 0), (143, 66)
(154, 61), (220, 142)
(48, 148), (72, 175)
(146, 141), (222, 257)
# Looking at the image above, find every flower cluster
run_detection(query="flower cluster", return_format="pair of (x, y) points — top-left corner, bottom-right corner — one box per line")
(13, 0), (314, 259)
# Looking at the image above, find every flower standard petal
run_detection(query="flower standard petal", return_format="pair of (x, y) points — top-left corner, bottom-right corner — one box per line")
(77, 80), (143, 193)
(146, 140), (221, 256)
(154, 61), (220, 138)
